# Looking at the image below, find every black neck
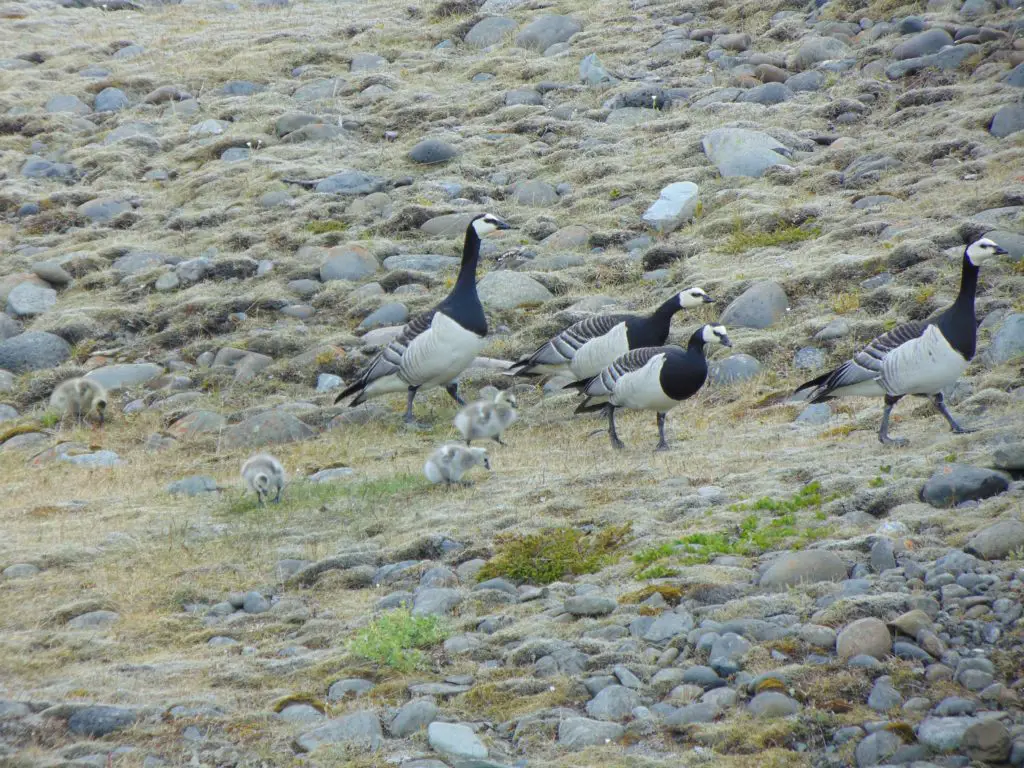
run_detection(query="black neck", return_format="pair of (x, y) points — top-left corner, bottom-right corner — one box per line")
(938, 252), (979, 360)
(686, 327), (708, 354)
(452, 225), (481, 298)
(648, 295), (682, 333)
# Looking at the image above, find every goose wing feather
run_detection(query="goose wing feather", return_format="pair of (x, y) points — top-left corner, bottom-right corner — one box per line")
(336, 309), (437, 401)
(515, 314), (631, 368)
(583, 346), (671, 398)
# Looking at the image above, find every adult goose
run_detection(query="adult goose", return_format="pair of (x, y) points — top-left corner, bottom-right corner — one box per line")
(506, 287), (715, 380)
(794, 237), (1008, 445)
(336, 213), (511, 422)
(571, 323), (732, 450)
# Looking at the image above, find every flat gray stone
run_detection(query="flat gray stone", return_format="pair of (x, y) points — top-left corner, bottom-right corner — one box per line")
(920, 463), (1009, 507)
(351, 53), (387, 72)
(511, 179), (558, 206)
(987, 313), (1024, 363)
(708, 354), (763, 385)
(412, 587), (463, 617)
(702, 128), (792, 178)
(94, 87), (130, 112)
(6, 282), (56, 317)
(67, 610), (121, 629)
(585, 685), (640, 722)
(990, 105), (1024, 139)
(564, 594), (617, 616)
(315, 171), (386, 195)
(478, 271), (553, 310)
(856, 730), (903, 767)
(389, 698), (438, 737)
(294, 710), (383, 752)
(409, 139), (458, 164)
(3, 563), (40, 579)
(747, 692), (800, 717)
(327, 678), (374, 701)
(466, 16), (518, 48)
(78, 197), (132, 222)
(427, 722), (487, 759)
(642, 182), (699, 233)
(112, 250), (167, 275)
(0, 331), (71, 373)
(760, 551), (847, 588)
(68, 706), (136, 737)
(516, 14), (582, 51)
(167, 475), (219, 496)
(558, 716), (624, 749)
(719, 281), (789, 329)
(46, 94), (91, 114)
(321, 245), (379, 281)
(837, 617), (892, 661)
(382, 254), (459, 272)
(222, 411), (316, 449)
(917, 716), (977, 753)
(359, 302), (408, 330)
(965, 519), (1024, 560)
(738, 82), (794, 105)
(21, 157), (78, 180)
(789, 36), (852, 70)
(893, 28), (953, 59)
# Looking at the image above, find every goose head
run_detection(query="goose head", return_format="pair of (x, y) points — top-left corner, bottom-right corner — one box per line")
(678, 286), (714, 308)
(95, 396), (107, 425)
(471, 213), (511, 237)
(253, 472), (271, 495)
(965, 237), (1008, 266)
(495, 390), (517, 409)
(702, 323), (732, 348)
(468, 446), (491, 470)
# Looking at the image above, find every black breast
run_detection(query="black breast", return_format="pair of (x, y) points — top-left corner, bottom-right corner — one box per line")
(659, 348), (708, 402)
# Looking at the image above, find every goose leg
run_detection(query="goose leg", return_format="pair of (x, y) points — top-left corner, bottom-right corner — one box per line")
(403, 387), (419, 423)
(654, 412), (669, 452)
(932, 393), (974, 434)
(878, 394), (908, 446)
(608, 406), (625, 450)
(444, 382), (465, 406)
(273, 487), (282, 504)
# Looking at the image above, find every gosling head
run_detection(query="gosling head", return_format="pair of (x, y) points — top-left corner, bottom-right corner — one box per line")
(701, 323), (732, 348)
(95, 397), (107, 425)
(253, 472), (271, 496)
(678, 286), (714, 309)
(471, 213), (511, 237)
(965, 237), (1008, 267)
(495, 390), (517, 409)
(469, 446), (491, 470)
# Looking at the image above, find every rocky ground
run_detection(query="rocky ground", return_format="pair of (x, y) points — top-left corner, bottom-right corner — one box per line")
(2, 0), (1024, 765)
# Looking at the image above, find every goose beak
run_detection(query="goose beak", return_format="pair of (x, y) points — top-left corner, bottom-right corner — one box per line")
(993, 244), (1009, 256)
(702, 294), (716, 304)
(720, 335), (733, 348)
(494, 219), (511, 231)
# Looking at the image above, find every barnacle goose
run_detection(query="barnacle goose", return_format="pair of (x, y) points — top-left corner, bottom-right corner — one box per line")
(795, 237), (1008, 445)
(454, 389), (518, 446)
(335, 213), (511, 422)
(571, 323), (732, 451)
(424, 442), (491, 485)
(50, 378), (108, 426)
(506, 287), (715, 380)
(241, 454), (286, 505)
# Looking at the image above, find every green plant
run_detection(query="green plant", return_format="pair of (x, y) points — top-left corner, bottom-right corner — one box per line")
(721, 219), (821, 255)
(39, 411), (61, 428)
(868, 476), (885, 488)
(305, 220), (348, 234)
(478, 523), (632, 585)
(831, 292), (860, 314)
(729, 481), (824, 514)
(347, 609), (448, 672)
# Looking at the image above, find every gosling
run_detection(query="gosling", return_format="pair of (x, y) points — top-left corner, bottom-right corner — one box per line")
(241, 454), (286, 505)
(49, 377), (108, 426)
(423, 442), (491, 485)
(454, 390), (518, 446)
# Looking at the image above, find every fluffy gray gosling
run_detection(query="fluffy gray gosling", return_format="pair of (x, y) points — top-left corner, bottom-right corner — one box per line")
(241, 454), (286, 505)
(49, 377), (108, 426)
(424, 442), (491, 485)
(454, 389), (518, 446)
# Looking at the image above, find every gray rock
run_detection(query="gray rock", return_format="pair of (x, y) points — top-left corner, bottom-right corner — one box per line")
(409, 139), (458, 164)
(222, 411), (316, 449)
(789, 36), (852, 71)
(917, 716), (976, 753)
(320, 245), (379, 282)
(61, 450), (122, 467)
(963, 719), (1011, 762)
(987, 313), (1024, 363)
(412, 587), (463, 617)
(785, 70), (826, 92)
(760, 551), (847, 587)
(702, 128), (792, 178)
(720, 282), (789, 330)
(920, 463), (1009, 507)
(1004, 62), (1024, 88)
(990, 105), (1024, 139)
(189, 119), (229, 137)
(359, 302), (408, 330)
(46, 94), (91, 114)
(478, 271), (553, 310)
(382, 254), (459, 272)
(798, 624), (836, 649)
(837, 617), (892, 660)
(104, 122), (160, 149)
(167, 475), (219, 496)
(327, 678), (374, 701)
(260, 190), (293, 208)
(993, 441), (1024, 471)
(709, 632), (750, 674)
(315, 171), (387, 195)
(747, 691), (800, 717)
(893, 28), (953, 59)
(6, 282), (56, 318)
(278, 704), (325, 724)
(350, 53), (387, 72)
(641, 182), (699, 233)
(78, 197), (132, 223)
(794, 346), (826, 370)
(221, 80), (264, 95)
(466, 16), (518, 47)
(427, 722), (487, 759)
(67, 610), (120, 629)
(68, 706), (137, 737)
(564, 594), (617, 616)
(738, 82), (794, 105)
(0, 316), (21, 341)
(708, 354), (762, 385)
(294, 710), (383, 752)
(965, 519), (1024, 560)
(3, 563), (40, 579)
(586, 685), (640, 722)
(511, 180), (558, 206)
(94, 87), (129, 112)
(389, 698), (438, 737)
(516, 14), (582, 51)
(580, 53), (619, 86)
(21, 157), (79, 180)
(868, 676), (903, 711)
(242, 591), (270, 613)
(505, 87), (543, 106)
(558, 717), (624, 749)
(856, 730), (903, 767)
(985, 231), (1024, 262)
(85, 363), (163, 390)
(641, 611), (694, 644)
(308, 467), (354, 483)
(112, 250), (166, 275)
(221, 147), (250, 162)
(0, 331), (71, 373)
(316, 374), (343, 393)
(795, 402), (832, 425)
(666, 701), (721, 725)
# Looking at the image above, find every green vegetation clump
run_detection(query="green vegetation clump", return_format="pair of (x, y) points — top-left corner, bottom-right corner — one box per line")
(222, 473), (428, 515)
(729, 481), (824, 513)
(721, 220), (821, 255)
(347, 609), (448, 672)
(305, 220), (348, 234)
(478, 523), (632, 585)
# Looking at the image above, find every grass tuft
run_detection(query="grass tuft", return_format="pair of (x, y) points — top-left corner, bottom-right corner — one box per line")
(721, 220), (822, 255)
(478, 523), (632, 585)
(347, 609), (448, 672)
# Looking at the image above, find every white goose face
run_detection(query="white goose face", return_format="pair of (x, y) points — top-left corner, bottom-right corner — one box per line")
(472, 214), (511, 237)
(702, 324), (732, 347)
(678, 287), (714, 308)
(965, 237), (1008, 266)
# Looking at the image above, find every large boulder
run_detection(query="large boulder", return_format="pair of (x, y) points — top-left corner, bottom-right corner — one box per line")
(465, 16), (518, 48)
(516, 15), (582, 51)
(759, 551), (847, 588)
(0, 331), (71, 373)
(478, 272), (553, 310)
(702, 128), (792, 178)
(222, 411), (317, 449)
(920, 464), (1009, 507)
(719, 281), (789, 329)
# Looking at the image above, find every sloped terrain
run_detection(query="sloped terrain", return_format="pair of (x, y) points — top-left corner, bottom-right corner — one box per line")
(1, 0), (1024, 765)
